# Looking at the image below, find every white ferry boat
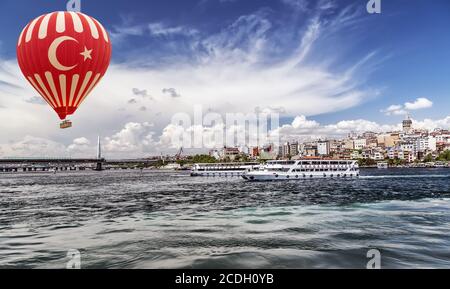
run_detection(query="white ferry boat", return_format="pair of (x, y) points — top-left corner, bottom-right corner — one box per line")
(242, 159), (359, 181)
(191, 162), (260, 177)
(377, 162), (389, 169)
(434, 162), (447, 168)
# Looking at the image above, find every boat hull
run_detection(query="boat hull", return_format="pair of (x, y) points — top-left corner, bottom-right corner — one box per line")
(243, 171), (360, 181)
(191, 170), (248, 177)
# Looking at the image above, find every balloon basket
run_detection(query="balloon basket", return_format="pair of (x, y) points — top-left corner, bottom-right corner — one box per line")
(60, 120), (72, 129)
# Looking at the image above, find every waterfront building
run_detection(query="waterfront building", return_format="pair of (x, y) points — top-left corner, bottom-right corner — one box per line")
(303, 145), (317, 157)
(209, 149), (223, 160)
(330, 140), (344, 152)
(417, 136), (437, 152)
(351, 150), (362, 160)
(250, 147), (260, 158)
(317, 141), (331, 156)
(366, 136), (379, 148)
(387, 147), (400, 160)
(436, 134), (450, 144)
(400, 142), (416, 158)
(360, 148), (384, 161)
(331, 148), (353, 160)
(224, 147), (241, 161)
(362, 132), (377, 139)
(290, 142), (299, 156)
(344, 139), (355, 150)
(372, 149), (385, 161)
(377, 133), (400, 148)
(210, 147), (241, 161)
(353, 138), (367, 150)
(259, 144), (278, 160)
(361, 150), (371, 159)
(282, 142), (291, 158)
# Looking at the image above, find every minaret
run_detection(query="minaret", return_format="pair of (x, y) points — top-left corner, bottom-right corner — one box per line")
(95, 136), (103, 171)
(97, 136), (102, 160)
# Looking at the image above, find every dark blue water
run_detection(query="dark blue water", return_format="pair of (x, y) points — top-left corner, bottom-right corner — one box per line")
(0, 168), (449, 268)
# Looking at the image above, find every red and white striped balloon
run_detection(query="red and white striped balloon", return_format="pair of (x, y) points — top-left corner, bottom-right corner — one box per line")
(17, 11), (112, 120)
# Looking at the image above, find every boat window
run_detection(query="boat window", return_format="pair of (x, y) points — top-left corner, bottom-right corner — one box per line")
(267, 168), (290, 172)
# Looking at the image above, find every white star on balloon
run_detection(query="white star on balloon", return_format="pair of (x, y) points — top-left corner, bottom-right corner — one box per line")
(80, 46), (93, 61)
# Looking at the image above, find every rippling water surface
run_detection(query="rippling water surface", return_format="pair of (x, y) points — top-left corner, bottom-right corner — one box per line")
(0, 168), (449, 268)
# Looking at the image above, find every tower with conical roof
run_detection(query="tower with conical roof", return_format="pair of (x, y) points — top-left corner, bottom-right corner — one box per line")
(403, 114), (413, 134)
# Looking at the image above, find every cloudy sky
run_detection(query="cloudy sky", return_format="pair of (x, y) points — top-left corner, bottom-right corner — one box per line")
(0, 0), (450, 158)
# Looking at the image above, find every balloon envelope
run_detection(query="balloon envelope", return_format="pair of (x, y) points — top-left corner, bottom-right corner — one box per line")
(17, 11), (112, 120)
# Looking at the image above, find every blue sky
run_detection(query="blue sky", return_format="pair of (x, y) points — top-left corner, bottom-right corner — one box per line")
(0, 0), (449, 157)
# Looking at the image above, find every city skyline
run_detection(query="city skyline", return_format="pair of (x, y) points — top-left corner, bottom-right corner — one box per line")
(210, 114), (450, 164)
(0, 0), (450, 158)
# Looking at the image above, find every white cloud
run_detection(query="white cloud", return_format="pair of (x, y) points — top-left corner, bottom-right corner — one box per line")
(148, 23), (198, 37)
(109, 23), (146, 44)
(382, 97), (433, 116)
(404, 97), (433, 110)
(67, 137), (95, 156)
(110, 21), (198, 44)
(275, 116), (401, 141)
(291, 115), (321, 129)
(410, 116), (450, 131)
(73, 137), (90, 146)
(382, 104), (407, 116)
(0, 136), (68, 158)
(103, 122), (157, 158)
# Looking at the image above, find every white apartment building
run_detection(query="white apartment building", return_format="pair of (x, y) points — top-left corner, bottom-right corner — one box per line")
(435, 134), (450, 143)
(353, 139), (367, 150)
(372, 150), (385, 160)
(387, 147), (416, 162)
(282, 142), (290, 157)
(290, 143), (299, 156)
(351, 150), (362, 159)
(317, 141), (330, 156)
(401, 142), (416, 154)
(344, 139), (354, 150)
(417, 136), (437, 152)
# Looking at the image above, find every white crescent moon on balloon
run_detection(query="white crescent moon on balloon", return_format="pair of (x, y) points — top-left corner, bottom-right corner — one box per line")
(48, 36), (79, 71)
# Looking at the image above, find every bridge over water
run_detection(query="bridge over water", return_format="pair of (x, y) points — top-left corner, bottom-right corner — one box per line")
(0, 138), (160, 172)
(0, 158), (160, 173)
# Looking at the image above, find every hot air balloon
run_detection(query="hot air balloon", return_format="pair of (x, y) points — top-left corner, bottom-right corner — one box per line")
(16, 11), (112, 129)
